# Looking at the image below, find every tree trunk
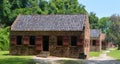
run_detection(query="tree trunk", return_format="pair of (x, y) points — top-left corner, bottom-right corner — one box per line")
(118, 44), (120, 50)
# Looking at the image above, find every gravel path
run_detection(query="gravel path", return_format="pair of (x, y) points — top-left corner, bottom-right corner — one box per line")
(33, 50), (120, 64)
(33, 56), (83, 64)
(84, 50), (120, 64)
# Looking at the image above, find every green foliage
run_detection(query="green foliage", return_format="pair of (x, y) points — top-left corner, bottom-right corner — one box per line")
(48, 0), (86, 14)
(0, 51), (35, 64)
(98, 17), (113, 43)
(109, 14), (120, 48)
(89, 12), (99, 29)
(0, 0), (87, 26)
(0, 0), (11, 25)
(0, 27), (10, 51)
(98, 17), (110, 33)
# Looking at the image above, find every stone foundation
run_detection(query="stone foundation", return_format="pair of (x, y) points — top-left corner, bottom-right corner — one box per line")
(10, 45), (36, 55)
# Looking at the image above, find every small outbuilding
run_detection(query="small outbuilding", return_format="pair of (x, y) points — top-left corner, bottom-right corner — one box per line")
(90, 29), (102, 51)
(102, 42), (114, 50)
(10, 14), (90, 59)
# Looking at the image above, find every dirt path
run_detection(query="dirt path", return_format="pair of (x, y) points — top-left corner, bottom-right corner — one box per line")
(33, 50), (120, 64)
(84, 50), (120, 64)
(33, 56), (83, 64)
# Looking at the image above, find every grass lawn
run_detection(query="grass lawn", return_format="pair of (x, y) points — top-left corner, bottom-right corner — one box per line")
(0, 51), (35, 64)
(107, 48), (120, 60)
(56, 60), (83, 64)
(89, 50), (104, 57)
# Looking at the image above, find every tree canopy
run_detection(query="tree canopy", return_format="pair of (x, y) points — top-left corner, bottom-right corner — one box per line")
(0, 0), (87, 26)
(89, 12), (99, 29)
(109, 14), (120, 49)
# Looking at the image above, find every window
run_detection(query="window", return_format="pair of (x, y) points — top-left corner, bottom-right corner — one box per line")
(71, 36), (77, 46)
(30, 36), (35, 45)
(17, 36), (22, 45)
(92, 40), (96, 46)
(57, 36), (63, 46)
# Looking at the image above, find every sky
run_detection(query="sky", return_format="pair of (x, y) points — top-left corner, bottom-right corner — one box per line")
(79, 0), (120, 18)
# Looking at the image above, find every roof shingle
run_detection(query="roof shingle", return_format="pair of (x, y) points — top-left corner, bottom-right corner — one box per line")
(90, 29), (101, 38)
(11, 15), (87, 31)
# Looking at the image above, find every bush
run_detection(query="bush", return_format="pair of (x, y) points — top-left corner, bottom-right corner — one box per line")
(0, 27), (10, 51)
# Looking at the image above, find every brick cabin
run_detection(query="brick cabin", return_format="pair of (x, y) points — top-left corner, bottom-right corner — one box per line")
(101, 33), (115, 50)
(101, 34), (107, 50)
(102, 42), (114, 50)
(10, 14), (90, 59)
(90, 29), (102, 51)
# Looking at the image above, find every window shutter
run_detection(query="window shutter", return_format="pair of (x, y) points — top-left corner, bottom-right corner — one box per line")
(35, 36), (42, 45)
(35, 36), (42, 51)
(77, 39), (83, 46)
(23, 36), (29, 45)
(10, 36), (16, 45)
(96, 40), (99, 46)
(63, 36), (69, 46)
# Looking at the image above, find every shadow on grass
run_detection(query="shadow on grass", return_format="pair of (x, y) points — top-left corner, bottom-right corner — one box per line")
(56, 60), (83, 64)
(0, 58), (35, 64)
(3, 53), (10, 56)
(84, 60), (120, 64)
(117, 59), (120, 61)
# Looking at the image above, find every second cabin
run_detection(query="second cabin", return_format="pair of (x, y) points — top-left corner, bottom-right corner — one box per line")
(90, 29), (103, 52)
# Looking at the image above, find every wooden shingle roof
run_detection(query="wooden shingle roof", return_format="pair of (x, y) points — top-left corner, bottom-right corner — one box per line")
(11, 14), (87, 31)
(90, 29), (101, 38)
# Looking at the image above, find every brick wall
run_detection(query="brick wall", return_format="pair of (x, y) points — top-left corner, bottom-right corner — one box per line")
(10, 31), (85, 59)
(90, 39), (101, 51)
(90, 37), (102, 52)
(84, 14), (90, 59)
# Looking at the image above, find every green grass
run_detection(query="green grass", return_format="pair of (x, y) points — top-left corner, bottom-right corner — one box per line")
(89, 50), (104, 57)
(107, 48), (120, 60)
(57, 60), (83, 64)
(0, 51), (35, 64)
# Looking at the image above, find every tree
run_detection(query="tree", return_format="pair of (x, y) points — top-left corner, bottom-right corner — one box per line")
(98, 17), (113, 45)
(39, 0), (49, 14)
(9, 0), (43, 25)
(98, 17), (110, 33)
(0, 0), (87, 26)
(48, 0), (86, 14)
(0, 0), (11, 26)
(109, 14), (120, 50)
(89, 12), (99, 29)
